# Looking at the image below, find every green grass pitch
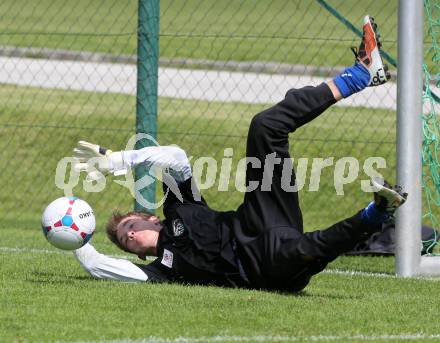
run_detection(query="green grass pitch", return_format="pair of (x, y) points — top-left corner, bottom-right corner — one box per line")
(3, 246), (440, 342)
(1, 0), (440, 341)
(0, 0), (400, 68)
(1, 85), (439, 342)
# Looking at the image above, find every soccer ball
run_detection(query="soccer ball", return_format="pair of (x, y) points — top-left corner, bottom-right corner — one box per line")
(41, 197), (95, 250)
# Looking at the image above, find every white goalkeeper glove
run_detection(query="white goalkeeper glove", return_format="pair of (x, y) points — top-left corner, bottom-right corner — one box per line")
(73, 141), (127, 181)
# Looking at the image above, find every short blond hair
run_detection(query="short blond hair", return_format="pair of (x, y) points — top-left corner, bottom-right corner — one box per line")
(106, 211), (156, 252)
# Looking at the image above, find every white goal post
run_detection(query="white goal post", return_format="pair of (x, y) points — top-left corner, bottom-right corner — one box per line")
(395, 0), (440, 276)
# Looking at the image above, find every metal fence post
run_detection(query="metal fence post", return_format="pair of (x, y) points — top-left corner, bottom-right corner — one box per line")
(135, 0), (159, 212)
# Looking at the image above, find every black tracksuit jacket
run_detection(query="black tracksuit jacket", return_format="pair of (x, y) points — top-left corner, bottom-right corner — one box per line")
(136, 84), (379, 292)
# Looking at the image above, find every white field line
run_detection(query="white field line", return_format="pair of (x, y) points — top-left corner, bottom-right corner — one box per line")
(0, 56), (405, 111)
(323, 268), (440, 282)
(323, 268), (394, 278)
(61, 333), (440, 343)
(3, 246), (440, 282)
(0, 246), (154, 261)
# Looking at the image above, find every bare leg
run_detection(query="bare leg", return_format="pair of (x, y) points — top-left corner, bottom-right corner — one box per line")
(326, 80), (343, 101)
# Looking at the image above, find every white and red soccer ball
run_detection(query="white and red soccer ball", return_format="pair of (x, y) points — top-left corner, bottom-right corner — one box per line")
(41, 197), (95, 250)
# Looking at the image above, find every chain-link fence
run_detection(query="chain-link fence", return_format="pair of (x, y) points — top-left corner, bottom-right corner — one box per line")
(0, 0), (401, 237)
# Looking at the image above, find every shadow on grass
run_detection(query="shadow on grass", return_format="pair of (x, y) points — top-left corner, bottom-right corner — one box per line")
(26, 271), (94, 284)
(260, 287), (361, 300)
(161, 281), (361, 300)
(27, 272), (359, 300)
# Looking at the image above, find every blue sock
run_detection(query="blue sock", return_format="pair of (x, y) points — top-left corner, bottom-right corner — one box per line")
(361, 202), (390, 226)
(333, 63), (370, 98)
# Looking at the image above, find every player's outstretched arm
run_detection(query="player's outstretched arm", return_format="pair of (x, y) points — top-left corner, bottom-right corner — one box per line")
(122, 145), (192, 183)
(74, 243), (148, 282)
(72, 141), (191, 183)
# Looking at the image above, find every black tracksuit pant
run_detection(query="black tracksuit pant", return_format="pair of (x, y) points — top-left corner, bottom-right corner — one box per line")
(235, 83), (381, 292)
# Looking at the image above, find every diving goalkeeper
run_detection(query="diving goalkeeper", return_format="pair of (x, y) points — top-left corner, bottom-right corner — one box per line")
(72, 16), (407, 292)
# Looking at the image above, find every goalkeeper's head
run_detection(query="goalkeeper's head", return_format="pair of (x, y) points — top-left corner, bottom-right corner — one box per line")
(106, 211), (162, 260)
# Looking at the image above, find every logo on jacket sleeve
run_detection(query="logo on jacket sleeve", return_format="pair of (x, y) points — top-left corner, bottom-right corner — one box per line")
(172, 219), (185, 237)
(161, 249), (173, 268)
